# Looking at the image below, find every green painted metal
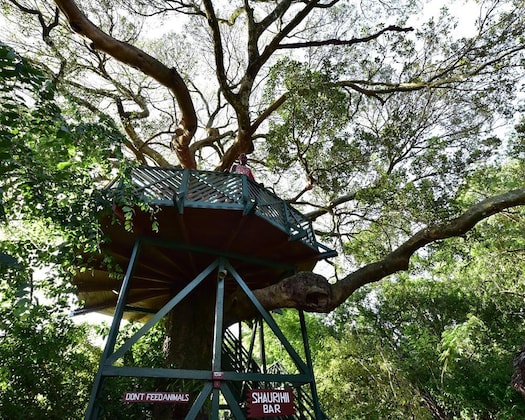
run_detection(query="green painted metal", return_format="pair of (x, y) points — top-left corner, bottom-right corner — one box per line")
(84, 167), (334, 418)
(225, 260), (310, 375)
(212, 259), (226, 371)
(107, 259), (219, 365)
(140, 235), (296, 271)
(101, 365), (311, 384)
(220, 383), (246, 419)
(86, 244), (325, 418)
(109, 167), (332, 253)
(299, 310), (323, 418)
(186, 382), (213, 419)
(85, 238), (142, 420)
(259, 318), (268, 376)
(102, 366), (211, 380)
(102, 238), (143, 359)
(211, 389), (220, 420)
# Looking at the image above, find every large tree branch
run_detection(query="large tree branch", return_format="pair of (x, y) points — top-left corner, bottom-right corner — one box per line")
(337, 43), (525, 99)
(249, 93), (288, 136)
(220, 0), (323, 170)
(8, 0), (60, 44)
(53, 0), (198, 168)
(201, 0), (231, 103)
(304, 192), (358, 220)
(253, 0), (321, 76)
(225, 188), (525, 325)
(276, 25), (414, 49)
(212, 0), (342, 172)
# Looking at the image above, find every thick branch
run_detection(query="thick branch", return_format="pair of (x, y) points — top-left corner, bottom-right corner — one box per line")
(250, 93), (288, 135)
(305, 192), (357, 220)
(334, 188), (525, 305)
(190, 130), (235, 155)
(201, 0), (232, 104)
(276, 25), (414, 49)
(254, 0), (320, 73)
(53, 0), (197, 168)
(8, 0), (60, 44)
(513, 343), (525, 399)
(212, 0), (328, 172)
(338, 42), (525, 99)
(225, 188), (525, 324)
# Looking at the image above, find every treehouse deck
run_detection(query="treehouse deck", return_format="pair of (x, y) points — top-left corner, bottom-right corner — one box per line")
(80, 166), (334, 419)
(74, 167), (335, 319)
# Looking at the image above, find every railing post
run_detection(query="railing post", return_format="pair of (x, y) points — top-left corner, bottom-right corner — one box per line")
(173, 169), (190, 213)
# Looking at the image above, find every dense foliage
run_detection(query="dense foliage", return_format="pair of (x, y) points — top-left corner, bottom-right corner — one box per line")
(315, 157), (525, 418)
(315, 207), (525, 418)
(0, 43), (118, 417)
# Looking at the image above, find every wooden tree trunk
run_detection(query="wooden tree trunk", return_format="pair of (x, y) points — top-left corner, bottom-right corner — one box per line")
(152, 278), (217, 419)
(512, 344), (525, 399)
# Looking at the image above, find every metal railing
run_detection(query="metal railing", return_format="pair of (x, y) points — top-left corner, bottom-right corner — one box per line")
(108, 166), (334, 255)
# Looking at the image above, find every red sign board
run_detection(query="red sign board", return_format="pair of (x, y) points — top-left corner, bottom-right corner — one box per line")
(247, 389), (294, 418)
(122, 392), (190, 404)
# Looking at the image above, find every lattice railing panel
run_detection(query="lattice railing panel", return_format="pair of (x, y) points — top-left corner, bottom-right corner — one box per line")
(108, 167), (327, 252)
(188, 171), (243, 204)
(131, 166), (184, 201)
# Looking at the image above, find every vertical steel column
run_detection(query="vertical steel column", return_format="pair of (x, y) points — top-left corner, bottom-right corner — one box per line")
(212, 260), (246, 420)
(210, 259), (226, 420)
(185, 258), (246, 420)
(85, 238), (142, 420)
(259, 318), (268, 386)
(299, 309), (323, 419)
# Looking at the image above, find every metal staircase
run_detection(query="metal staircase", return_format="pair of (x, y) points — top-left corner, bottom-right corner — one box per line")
(221, 323), (329, 419)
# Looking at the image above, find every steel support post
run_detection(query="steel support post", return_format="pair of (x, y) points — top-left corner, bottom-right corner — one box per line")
(85, 238), (142, 420)
(299, 309), (323, 419)
(210, 259), (226, 420)
(84, 249), (324, 419)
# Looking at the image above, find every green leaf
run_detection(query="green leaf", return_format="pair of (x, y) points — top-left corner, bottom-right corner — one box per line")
(56, 161), (72, 170)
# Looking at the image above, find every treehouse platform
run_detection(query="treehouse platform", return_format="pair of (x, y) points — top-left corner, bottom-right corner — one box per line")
(74, 166), (335, 319)
(79, 166), (335, 419)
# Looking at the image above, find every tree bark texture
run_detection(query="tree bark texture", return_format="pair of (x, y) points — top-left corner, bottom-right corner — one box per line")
(153, 278), (216, 419)
(513, 343), (525, 399)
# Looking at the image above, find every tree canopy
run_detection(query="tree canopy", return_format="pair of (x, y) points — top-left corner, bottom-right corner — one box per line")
(4, 0), (525, 312)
